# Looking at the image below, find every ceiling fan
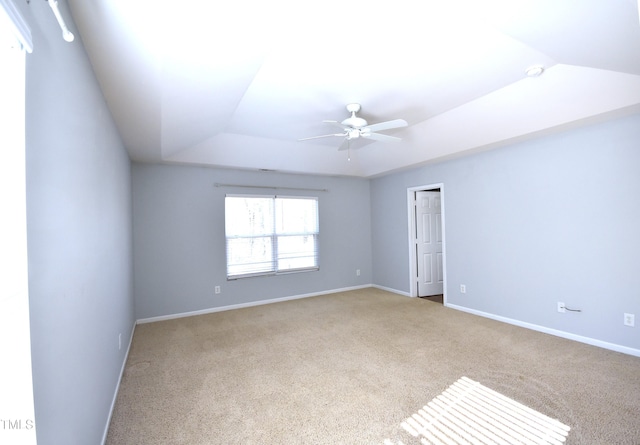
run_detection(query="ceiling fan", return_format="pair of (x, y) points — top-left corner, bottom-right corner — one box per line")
(299, 103), (408, 152)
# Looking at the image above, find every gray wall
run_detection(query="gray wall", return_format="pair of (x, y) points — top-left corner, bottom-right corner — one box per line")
(133, 164), (372, 319)
(371, 113), (640, 351)
(23, 1), (134, 444)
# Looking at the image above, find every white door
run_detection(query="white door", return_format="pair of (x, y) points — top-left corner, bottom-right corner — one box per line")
(415, 191), (444, 296)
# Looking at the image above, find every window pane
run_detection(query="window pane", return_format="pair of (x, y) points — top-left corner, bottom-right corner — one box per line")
(227, 236), (273, 276)
(276, 197), (318, 234)
(277, 235), (317, 270)
(225, 195), (319, 278)
(225, 196), (273, 236)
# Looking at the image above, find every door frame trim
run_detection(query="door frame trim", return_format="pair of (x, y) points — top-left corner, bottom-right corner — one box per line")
(407, 183), (447, 302)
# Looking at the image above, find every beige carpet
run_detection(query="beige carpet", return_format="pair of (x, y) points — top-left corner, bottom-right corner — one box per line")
(107, 288), (640, 444)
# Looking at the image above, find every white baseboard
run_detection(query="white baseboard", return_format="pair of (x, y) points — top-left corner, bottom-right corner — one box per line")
(136, 284), (372, 324)
(371, 284), (411, 297)
(446, 303), (640, 358)
(101, 321), (137, 445)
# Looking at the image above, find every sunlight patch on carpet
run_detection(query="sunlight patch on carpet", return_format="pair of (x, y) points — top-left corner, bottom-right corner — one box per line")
(386, 376), (570, 445)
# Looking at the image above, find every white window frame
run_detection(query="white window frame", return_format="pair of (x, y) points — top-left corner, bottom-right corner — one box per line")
(225, 194), (320, 279)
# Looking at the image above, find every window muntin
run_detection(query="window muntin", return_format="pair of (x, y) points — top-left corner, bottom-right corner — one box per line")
(225, 195), (319, 279)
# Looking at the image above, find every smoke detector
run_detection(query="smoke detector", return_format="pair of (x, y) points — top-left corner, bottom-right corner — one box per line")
(525, 65), (545, 77)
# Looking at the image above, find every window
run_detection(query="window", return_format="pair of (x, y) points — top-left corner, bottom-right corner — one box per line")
(225, 195), (319, 279)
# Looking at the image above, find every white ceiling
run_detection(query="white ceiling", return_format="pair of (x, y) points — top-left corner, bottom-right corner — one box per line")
(67, 0), (640, 178)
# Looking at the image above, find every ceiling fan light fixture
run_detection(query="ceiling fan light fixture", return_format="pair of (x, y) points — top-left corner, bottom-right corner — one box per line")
(299, 103), (407, 153)
(347, 129), (360, 139)
(525, 65), (545, 77)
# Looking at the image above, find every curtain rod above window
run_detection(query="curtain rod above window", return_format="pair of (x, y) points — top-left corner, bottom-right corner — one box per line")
(214, 183), (328, 193)
(1, 0), (33, 52)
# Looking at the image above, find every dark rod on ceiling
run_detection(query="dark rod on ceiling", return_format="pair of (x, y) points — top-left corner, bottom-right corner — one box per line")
(213, 183), (328, 192)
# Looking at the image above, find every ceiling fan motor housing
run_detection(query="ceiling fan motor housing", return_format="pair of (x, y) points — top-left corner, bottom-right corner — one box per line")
(342, 103), (367, 128)
(342, 115), (368, 128)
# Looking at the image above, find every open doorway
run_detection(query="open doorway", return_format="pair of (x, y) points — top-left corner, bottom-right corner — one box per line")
(407, 184), (446, 304)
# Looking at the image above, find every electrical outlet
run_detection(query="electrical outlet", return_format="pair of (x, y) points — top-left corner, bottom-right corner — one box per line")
(460, 284), (466, 294)
(356, 269), (361, 276)
(215, 286), (221, 294)
(557, 302), (565, 313)
(624, 313), (635, 327)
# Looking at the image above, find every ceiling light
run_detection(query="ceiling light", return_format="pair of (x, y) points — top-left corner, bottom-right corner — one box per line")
(525, 65), (545, 77)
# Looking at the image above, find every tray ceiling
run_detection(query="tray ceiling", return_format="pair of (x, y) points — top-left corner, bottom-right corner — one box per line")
(67, 0), (640, 177)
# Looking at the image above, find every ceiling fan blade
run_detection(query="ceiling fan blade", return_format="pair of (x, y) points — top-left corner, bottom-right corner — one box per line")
(298, 133), (345, 141)
(362, 132), (402, 143)
(323, 120), (348, 131)
(337, 137), (350, 151)
(364, 119), (408, 133)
